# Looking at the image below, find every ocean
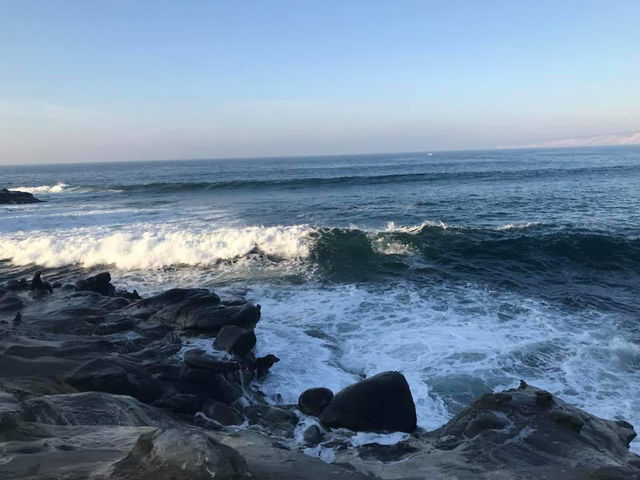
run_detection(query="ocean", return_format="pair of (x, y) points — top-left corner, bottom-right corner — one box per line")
(2, 146), (640, 449)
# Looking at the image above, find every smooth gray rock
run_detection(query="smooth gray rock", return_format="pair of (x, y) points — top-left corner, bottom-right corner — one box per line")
(111, 427), (249, 480)
(303, 424), (325, 447)
(333, 383), (640, 480)
(23, 391), (175, 427)
(245, 405), (298, 438)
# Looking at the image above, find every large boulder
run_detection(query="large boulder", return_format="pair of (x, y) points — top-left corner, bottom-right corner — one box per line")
(75, 272), (116, 296)
(298, 387), (334, 416)
(213, 325), (256, 356)
(66, 357), (172, 403)
(111, 427), (249, 480)
(319, 371), (417, 433)
(129, 288), (261, 332)
(0, 188), (42, 204)
(332, 383), (640, 480)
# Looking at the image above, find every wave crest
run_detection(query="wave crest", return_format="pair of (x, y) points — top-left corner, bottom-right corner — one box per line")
(0, 225), (312, 269)
(12, 182), (71, 194)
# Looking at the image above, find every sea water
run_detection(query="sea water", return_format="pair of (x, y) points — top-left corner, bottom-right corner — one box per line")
(2, 146), (640, 449)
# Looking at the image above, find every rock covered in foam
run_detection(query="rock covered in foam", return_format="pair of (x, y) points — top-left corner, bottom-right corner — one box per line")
(320, 371), (417, 433)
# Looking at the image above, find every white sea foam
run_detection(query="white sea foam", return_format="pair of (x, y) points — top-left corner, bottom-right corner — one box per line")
(11, 182), (72, 194)
(0, 224), (313, 268)
(249, 282), (640, 452)
(384, 220), (447, 232)
(496, 222), (540, 231)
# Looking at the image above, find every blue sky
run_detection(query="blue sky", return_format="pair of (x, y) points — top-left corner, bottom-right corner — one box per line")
(1, 0), (639, 163)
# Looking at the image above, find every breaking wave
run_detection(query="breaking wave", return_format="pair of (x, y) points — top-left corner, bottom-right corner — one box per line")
(1, 222), (638, 281)
(11, 182), (72, 194)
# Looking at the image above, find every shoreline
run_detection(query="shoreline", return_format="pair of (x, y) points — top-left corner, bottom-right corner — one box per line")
(1, 271), (639, 479)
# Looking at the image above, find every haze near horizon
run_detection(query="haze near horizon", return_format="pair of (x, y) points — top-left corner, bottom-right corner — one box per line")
(1, 0), (639, 164)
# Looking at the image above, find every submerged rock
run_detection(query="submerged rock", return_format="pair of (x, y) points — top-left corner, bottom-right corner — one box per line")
(298, 387), (334, 417)
(0, 188), (42, 204)
(320, 371), (417, 433)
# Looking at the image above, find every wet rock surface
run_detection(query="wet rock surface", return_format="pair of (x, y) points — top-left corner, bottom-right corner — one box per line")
(1, 271), (639, 479)
(298, 387), (334, 416)
(333, 382), (640, 479)
(320, 371), (417, 433)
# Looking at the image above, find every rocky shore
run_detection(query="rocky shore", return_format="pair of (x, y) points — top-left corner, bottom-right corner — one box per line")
(0, 189), (42, 204)
(1, 271), (639, 479)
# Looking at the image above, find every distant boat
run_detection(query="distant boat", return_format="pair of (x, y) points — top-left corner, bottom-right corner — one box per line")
(427, 153), (433, 156)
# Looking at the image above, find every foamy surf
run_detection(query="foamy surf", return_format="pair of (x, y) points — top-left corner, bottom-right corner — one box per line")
(0, 224), (313, 269)
(250, 282), (640, 452)
(11, 182), (72, 194)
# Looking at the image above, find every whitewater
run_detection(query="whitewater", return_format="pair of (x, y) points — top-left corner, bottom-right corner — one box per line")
(2, 146), (640, 451)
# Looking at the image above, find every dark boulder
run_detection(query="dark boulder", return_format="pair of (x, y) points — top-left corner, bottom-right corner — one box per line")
(129, 288), (261, 332)
(153, 393), (201, 414)
(319, 371), (417, 433)
(202, 399), (244, 426)
(75, 271), (116, 296)
(30, 272), (53, 293)
(213, 325), (256, 356)
(298, 387), (334, 416)
(4, 278), (28, 291)
(66, 357), (171, 403)
(0, 188), (42, 204)
(183, 349), (238, 372)
(115, 289), (142, 300)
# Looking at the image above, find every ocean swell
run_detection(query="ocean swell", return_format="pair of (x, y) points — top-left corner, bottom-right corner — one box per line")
(1, 222), (638, 279)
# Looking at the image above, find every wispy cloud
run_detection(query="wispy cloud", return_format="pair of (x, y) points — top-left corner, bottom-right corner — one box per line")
(502, 131), (640, 149)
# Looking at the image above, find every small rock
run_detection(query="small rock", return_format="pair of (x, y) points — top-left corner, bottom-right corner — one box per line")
(298, 387), (334, 417)
(245, 405), (298, 438)
(31, 272), (53, 293)
(303, 424), (325, 447)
